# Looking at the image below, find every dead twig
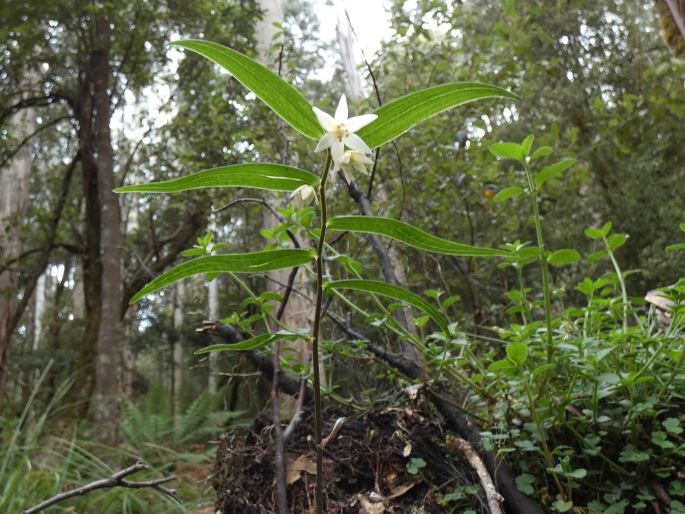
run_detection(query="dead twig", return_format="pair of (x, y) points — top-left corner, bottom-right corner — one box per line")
(450, 438), (504, 514)
(21, 461), (180, 514)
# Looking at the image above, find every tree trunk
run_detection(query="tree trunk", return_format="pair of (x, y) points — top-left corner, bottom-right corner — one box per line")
(208, 276), (219, 394)
(256, 0), (320, 391)
(0, 92), (35, 388)
(173, 281), (184, 424)
(336, 11), (363, 102)
(658, 0), (685, 57)
(92, 13), (122, 444)
(255, 0), (285, 66)
(73, 247), (86, 319)
(32, 274), (46, 351)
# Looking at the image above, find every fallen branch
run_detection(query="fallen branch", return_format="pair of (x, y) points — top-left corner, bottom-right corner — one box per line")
(451, 437), (504, 514)
(21, 462), (180, 514)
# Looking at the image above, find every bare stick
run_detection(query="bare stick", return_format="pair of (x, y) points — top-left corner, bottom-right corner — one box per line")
(284, 377), (307, 440)
(450, 438), (503, 514)
(21, 462), (180, 514)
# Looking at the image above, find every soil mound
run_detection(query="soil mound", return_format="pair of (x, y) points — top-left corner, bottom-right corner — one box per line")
(213, 403), (487, 513)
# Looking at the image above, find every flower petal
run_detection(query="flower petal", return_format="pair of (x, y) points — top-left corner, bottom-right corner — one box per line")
(331, 140), (345, 168)
(346, 113), (377, 132)
(345, 133), (372, 154)
(313, 107), (336, 131)
(342, 167), (354, 183)
(353, 160), (370, 175)
(334, 94), (348, 121)
(315, 132), (336, 152)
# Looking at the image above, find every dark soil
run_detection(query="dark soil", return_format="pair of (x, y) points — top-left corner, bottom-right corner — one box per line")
(212, 402), (488, 513)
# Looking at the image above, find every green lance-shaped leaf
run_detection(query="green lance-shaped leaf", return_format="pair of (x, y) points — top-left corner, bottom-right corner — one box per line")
(195, 331), (306, 354)
(115, 164), (318, 194)
(534, 159), (575, 189)
(358, 82), (519, 149)
(171, 40), (322, 140)
(328, 216), (510, 258)
(326, 279), (449, 334)
(130, 249), (315, 303)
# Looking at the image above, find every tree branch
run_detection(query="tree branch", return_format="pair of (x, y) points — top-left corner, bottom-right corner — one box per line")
(20, 461), (180, 514)
(2, 153), (78, 345)
(0, 115), (73, 169)
(0, 92), (74, 125)
(0, 243), (81, 275)
(197, 321), (314, 404)
(122, 207), (205, 313)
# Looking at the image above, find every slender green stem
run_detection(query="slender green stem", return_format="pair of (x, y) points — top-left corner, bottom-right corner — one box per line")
(524, 162), (554, 363)
(603, 236), (629, 336)
(562, 422), (632, 476)
(312, 151), (332, 514)
(657, 339), (685, 400)
(516, 264), (530, 325)
(524, 380), (566, 501)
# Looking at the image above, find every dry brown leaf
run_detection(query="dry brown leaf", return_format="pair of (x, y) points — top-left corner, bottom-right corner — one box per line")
(286, 454), (318, 485)
(358, 495), (386, 514)
(386, 479), (419, 500)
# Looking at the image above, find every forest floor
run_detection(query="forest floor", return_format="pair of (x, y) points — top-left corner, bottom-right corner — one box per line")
(212, 401), (488, 513)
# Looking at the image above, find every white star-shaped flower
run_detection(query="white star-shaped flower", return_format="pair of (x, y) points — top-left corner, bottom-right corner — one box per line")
(338, 150), (373, 183)
(291, 184), (317, 208)
(313, 95), (377, 168)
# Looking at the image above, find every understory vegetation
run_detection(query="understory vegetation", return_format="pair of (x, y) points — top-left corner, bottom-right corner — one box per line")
(1, 1), (684, 513)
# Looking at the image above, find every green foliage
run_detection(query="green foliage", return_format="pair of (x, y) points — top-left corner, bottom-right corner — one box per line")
(326, 279), (449, 334)
(8, 1), (683, 512)
(172, 39), (323, 139)
(121, 384), (241, 449)
(0, 367), (194, 513)
(129, 249), (316, 303)
(115, 163), (320, 194)
(406, 457), (427, 475)
(195, 330), (307, 354)
(329, 215), (510, 257)
(358, 82), (519, 149)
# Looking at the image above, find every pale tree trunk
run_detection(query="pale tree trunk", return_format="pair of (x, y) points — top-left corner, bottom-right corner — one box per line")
(32, 274), (46, 351)
(257, 0), (321, 392)
(256, 4), (306, 511)
(255, 0), (284, 66)
(120, 307), (135, 399)
(120, 179), (140, 401)
(73, 267), (86, 319)
(72, 216), (86, 320)
(336, 9), (363, 102)
(0, 89), (36, 388)
(208, 276), (219, 394)
(173, 281), (184, 424)
(92, 13), (122, 444)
